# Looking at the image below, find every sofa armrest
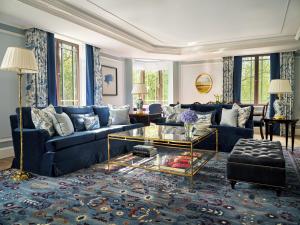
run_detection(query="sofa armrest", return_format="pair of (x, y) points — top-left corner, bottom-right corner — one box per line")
(12, 128), (50, 173)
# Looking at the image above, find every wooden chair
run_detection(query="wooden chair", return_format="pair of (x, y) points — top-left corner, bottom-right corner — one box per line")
(253, 103), (268, 139)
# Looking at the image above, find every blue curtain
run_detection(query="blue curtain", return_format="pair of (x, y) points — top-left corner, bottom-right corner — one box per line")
(233, 56), (242, 103)
(86, 44), (94, 105)
(270, 53), (280, 134)
(47, 32), (57, 106)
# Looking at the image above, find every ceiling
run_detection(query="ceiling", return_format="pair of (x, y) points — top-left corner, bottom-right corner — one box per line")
(0, 0), (300, 61)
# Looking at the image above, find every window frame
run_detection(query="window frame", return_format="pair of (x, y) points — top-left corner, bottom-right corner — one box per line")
(241, 54), (270, 105)
(55, 38), (80, 106)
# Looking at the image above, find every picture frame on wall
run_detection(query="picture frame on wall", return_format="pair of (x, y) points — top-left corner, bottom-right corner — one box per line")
(102, 65), (118, 96)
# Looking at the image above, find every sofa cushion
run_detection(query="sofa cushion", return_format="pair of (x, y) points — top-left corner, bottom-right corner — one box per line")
(70, 113), (94, 131)
(46, 132), (95, 152)
(86, 125), (125, 140)
(93, 106), (110, 127)
(62, 106), (94, 117)
(16, 106), (62, 129)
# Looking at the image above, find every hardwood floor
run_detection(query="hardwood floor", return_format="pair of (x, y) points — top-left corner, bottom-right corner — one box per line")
(0, 130), (299, 172)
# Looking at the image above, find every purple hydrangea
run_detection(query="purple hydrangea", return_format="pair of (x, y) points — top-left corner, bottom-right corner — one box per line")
(180, 109), (198, 123)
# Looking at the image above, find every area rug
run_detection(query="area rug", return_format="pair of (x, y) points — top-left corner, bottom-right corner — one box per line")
(0, 151), (299, 225)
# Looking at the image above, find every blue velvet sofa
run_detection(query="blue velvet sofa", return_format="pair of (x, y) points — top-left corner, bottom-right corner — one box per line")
(156, 103), (254, 152)
(10, 106), (144, 177)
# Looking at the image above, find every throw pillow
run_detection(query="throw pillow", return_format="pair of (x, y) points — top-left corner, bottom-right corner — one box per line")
(84, 115), (100, 130)
(109, 105), (130, 125)
(220, 108), (239, 127)
(232, 103), (251, 128)
(71, 113), (94, 131)
(52, 113), (74, 136)
(162, 104), (184, 123)
(194, 112), (212, 129)
(31, 105), (56, 136)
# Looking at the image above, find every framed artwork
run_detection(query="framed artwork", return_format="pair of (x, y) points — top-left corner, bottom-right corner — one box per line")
(102, 65), (118, 96)
(195, 73), (213, 93)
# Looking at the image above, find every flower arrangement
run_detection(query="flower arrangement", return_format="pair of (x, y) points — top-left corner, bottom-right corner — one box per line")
(180, 110), (198, 124)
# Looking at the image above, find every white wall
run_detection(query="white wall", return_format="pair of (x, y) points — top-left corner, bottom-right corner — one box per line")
(0, 31), (24, 140)
(101, 55), (126, 106)
(179, 60), (223, 104)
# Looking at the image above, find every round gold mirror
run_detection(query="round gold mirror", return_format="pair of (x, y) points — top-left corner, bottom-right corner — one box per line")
(195, 73), (213, 93)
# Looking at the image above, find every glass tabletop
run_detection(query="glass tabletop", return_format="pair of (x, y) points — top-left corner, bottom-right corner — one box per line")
(109, 149), (215, 176)
(108, 125), (216, 143)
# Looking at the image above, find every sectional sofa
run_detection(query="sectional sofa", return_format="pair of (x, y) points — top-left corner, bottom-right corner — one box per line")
(156, 103), (254, 152)
(10, 106), (144, 177)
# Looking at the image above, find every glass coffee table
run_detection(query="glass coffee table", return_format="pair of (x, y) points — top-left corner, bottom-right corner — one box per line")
(107, 125), (218, 179)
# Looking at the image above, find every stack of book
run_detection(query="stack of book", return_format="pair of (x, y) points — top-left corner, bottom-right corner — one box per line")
(133, 145), (157, 157)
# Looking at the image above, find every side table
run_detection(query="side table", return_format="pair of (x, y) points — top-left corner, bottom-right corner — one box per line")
(264, 118), (298, 152)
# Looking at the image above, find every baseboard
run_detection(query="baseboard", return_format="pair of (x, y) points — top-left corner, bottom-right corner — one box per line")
(0, 146), (14, 159)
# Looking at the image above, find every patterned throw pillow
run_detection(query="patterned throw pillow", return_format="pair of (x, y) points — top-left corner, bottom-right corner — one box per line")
(232, 103), (251, 128)
(194, 112), (212, 130)
(31, 105), (56, 136)
(84, 115), (100, 130)
(162, 104), (184, 123)
(52, 113), (74, 136)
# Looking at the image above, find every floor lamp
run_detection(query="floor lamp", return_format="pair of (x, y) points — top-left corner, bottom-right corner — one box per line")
(0, 47), (38, 181)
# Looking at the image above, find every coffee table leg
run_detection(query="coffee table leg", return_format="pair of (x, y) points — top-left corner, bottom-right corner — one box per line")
(107, 137), (110, 171)
(285, 123), (289, 150)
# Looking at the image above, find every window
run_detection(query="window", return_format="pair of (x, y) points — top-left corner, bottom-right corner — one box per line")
(56, 39), (80, 106)
(132, 69), (169, 105)
(241, 55), (270, 104)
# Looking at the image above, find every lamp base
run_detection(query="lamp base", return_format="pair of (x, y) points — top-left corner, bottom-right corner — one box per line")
(273, 115), (286, 120)
(11, 170), (32, 182)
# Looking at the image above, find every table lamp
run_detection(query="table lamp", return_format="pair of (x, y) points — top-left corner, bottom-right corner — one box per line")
(269, 79), (292, 120)
(131, 83), (147, 114)
(0, 47), (38, 181)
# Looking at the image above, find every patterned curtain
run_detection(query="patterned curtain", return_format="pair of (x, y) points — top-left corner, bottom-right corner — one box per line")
(280, 51), (295, 135)
(93, 46), (103, 105)
(25, 28), (48, 107)
(223, 56), (234, 103)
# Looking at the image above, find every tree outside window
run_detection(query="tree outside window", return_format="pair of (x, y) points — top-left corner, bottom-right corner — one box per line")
(241, 55), (270, 105)
(132, 69), (168, 105)
(56, 39), (80, 106)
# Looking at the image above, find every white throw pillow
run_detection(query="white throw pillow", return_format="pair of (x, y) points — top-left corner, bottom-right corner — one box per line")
(232, 103), (251, 128)
(194, 112), (212, 130)
(109, 105), (130, 125)
(52, 112), (74, 136)
(220, 108), (239, 127)
(31, 105), (56, 136)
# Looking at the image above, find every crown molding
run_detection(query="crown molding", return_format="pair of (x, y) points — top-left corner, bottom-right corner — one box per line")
(18, 0), (300, 55)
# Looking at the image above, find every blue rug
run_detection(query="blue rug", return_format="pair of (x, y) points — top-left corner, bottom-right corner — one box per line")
(0, 151), (299, 225)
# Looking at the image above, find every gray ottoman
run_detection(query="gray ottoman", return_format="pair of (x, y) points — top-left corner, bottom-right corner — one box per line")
(227, 139), (285, 196)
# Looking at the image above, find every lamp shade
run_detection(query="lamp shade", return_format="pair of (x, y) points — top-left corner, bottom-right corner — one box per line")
(131, 83), (148, 94)
(269, 79), (292, 94)
(0, 47), (38, 73)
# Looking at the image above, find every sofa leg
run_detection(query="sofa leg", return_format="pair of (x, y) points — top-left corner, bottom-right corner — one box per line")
(276, 189), (282, 197)
(230, 180), (236, 189)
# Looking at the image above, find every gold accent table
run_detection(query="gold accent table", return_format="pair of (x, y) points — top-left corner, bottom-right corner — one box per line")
(107, 125), (218, 180)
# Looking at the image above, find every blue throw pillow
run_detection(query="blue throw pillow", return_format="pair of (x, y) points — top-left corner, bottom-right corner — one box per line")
(93, 106), (110, 127)
(71, 113), (94, 131)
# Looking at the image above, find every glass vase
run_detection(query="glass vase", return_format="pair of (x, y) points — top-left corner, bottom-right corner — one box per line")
(184, 123), (194, 139)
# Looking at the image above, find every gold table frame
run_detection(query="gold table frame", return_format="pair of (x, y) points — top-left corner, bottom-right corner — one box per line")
(107, 127), (218, 178)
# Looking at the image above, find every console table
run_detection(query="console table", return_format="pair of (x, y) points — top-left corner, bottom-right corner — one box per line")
(264, 118), (298, 152)
(129, 112), (161, 126)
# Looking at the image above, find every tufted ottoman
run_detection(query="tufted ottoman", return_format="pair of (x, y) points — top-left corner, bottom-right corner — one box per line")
(227, 139), (285, 195)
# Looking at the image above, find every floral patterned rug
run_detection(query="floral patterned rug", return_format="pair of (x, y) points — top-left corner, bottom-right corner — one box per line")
(0, 150), (299, 225)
